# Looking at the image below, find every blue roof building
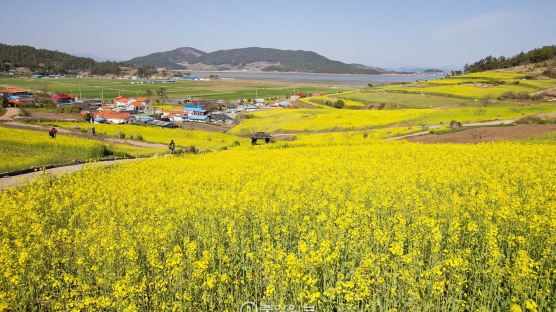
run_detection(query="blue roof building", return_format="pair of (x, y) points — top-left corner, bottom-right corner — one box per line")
(188, 115), (209, 122)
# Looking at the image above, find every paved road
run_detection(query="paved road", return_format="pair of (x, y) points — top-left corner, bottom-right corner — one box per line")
(0, 158), (144, 190)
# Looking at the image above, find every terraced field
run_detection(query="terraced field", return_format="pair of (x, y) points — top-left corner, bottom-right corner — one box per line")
(231, 104), (556, 133)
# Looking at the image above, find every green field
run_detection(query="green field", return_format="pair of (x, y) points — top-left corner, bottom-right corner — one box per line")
(2, 77), (342, 100)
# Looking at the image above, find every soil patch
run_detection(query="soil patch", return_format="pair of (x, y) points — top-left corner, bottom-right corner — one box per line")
(407, 124), (556, 144)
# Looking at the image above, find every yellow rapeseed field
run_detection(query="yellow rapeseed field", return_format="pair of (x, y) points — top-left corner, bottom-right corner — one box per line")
(0, 141), (554, 311)
(38, 122), (247, 151)
(0, 127), (108, 173)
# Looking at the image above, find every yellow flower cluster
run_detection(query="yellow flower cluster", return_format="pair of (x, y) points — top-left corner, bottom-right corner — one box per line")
(0, 141), (554, 311)
(0, 127), (107, 172)
(43, 122), (246, 151)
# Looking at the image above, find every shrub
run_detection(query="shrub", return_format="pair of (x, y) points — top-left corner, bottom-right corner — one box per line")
(333, 100), (345, 109)
(130, 134), (144, 141)
(543, 68), (556, 78)
(82, 112), (92, 121)
(516, 92), (531, 100)
(500, 92), (517, 100)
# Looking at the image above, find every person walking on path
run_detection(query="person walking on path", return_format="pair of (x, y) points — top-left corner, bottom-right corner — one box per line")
(169, 140), (176, 154)
(91, 127), (96, 136)
(48, 127), (58, 139)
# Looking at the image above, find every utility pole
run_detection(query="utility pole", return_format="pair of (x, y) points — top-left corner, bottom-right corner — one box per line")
(101, 88), (104, 104)
(78, 84), (82, 99)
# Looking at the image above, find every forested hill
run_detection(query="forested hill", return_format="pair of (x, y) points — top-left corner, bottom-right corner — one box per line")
(0, 43), (122, 75)
(128, 47), (386, 74)
(0, 44), (96, 73)
(464, 45), (556, 73)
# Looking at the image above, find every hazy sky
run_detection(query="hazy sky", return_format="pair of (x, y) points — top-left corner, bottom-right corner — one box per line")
(1, 0), (555, 68)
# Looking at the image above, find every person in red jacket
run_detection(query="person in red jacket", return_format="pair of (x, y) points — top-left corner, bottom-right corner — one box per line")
(48, 127), (57, 139)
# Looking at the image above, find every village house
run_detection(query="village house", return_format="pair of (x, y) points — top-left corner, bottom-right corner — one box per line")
(130, 115), (155, 124)
(254, 98), (265, 106)
(270, 100), (291, 108)
(98, 104), (116, 112)
(160, 110), (185, 120)
(226, 103), (239, 113)
(244, 105), (258, 112)
(209, 113), (234, 124)
(93, 111), (131, 124)
(1, 88), (35, 106)
(112, 96), (150, 113)
(184, 104), (209, 116)
(169, 114), (188, 123)
(188, 114), (209, 123)
(113, 96), (136, 108)
(52, 93), (73, 105)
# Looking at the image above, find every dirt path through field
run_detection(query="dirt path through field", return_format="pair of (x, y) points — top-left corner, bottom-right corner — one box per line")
(386, 119), (519, 141)
(0, 158), (145, 190)
(0, 107), (21, 122)
(407, 124), (556, 144)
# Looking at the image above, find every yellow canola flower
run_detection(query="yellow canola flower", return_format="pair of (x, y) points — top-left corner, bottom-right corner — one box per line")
(0, 141), (554, 311)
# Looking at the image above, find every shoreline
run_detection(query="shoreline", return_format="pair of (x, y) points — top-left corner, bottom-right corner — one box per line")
(173, 69), (443, 76)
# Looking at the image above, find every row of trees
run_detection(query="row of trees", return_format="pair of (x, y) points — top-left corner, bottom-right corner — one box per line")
(464, 46), (556, 73)
(89, 61), (121, 75)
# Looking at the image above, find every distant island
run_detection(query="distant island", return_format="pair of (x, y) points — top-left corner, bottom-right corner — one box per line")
(126, 47), (390, 75)
(422, 69), (445, 73)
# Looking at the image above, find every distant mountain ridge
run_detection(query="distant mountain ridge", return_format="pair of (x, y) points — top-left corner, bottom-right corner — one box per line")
(129, 47), (206, 69)
(127, 47), (386, 74)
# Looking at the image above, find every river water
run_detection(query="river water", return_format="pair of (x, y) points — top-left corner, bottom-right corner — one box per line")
(191, 71), (443, 86)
